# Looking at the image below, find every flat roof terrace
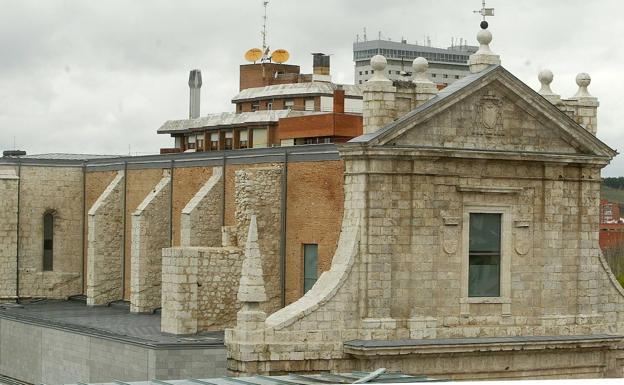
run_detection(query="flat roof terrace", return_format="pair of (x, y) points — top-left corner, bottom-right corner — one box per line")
(0, 299), (223, 348)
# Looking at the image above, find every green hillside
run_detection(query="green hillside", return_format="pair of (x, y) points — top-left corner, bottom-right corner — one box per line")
(601, 185), (624, 205)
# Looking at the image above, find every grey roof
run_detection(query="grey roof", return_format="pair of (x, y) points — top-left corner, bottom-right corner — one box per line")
(349, 65), (500, 144)
(64, 371), (440, 385)
(20, 153), (122, 160)
(0, 299), (223, 348)
(232, 82), (362, 102)
(158, 110), (323, 134)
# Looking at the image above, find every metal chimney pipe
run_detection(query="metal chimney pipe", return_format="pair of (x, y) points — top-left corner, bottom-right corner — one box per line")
(188, 69), (202, 119)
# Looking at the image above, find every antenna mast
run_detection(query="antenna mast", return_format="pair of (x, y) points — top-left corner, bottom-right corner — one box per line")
(261, 1), (270, 62)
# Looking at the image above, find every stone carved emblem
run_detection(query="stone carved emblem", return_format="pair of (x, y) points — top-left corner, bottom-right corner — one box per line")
(442, 217), (460, 254)
(513, 221), (531, 255)
(473, 91), (504, 136)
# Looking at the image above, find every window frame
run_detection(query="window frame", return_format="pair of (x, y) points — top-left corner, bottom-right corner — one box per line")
(460, 205), (511, 315)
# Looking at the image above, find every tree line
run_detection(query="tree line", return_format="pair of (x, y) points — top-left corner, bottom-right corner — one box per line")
(603, 177), (624, 190)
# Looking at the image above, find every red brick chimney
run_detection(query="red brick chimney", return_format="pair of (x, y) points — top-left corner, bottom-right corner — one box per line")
(333, 89), (345, 113)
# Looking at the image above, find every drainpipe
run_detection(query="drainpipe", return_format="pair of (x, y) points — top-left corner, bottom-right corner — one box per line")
(279, 150), (288, 307)
(121, 161), (128, 301)
(81, 161), (86, 295)
(15, 160), (21, 303)
(169, 160), (174, 247)
(222, 155), (226, 227)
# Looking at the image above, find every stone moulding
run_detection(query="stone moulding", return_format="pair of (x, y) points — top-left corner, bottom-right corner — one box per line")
(456, 186), (523, 194)
(343, 335), (624, 356)
(265, 217), (361, 330)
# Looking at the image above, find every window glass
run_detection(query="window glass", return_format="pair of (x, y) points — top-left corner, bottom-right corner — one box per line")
(303, 244), (318, 294)
(468, 213), (501, 297)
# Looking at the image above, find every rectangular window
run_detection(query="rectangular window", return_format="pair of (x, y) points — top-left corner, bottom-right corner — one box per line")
(468, 213), (501, 297)
(251, 102), (260, 112)
(284, 99), (294, 110)
(187, 135), (196, 150)
(303, 244), (318, 294)
(224, 131), (233, 150)
(210, 132), (219, 151)
(304, 98), (315, 111)
(239, 130), (249, 149)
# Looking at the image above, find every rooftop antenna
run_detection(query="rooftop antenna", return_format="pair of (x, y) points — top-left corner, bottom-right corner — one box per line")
(261, 1), (270, 62)
(474, 0), (495, 24)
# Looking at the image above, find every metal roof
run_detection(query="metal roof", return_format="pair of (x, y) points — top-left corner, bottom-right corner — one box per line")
(62, 370), (441, 385)
(18, 153), (122, 160)
(232, 82), (362, 103)
(158, 110), (324, 134)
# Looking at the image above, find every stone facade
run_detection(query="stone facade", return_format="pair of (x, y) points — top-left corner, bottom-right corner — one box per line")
(130, 171), (171, 313)
(0, 166), (19, 299)
(180, 167), (223, 247)
(226, 61), (624, 379)
(18, 166), (84, 299)
(87, 171), (124, 305)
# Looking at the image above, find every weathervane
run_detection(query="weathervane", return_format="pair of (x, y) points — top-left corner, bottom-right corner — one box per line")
(474, 0), (494, 28)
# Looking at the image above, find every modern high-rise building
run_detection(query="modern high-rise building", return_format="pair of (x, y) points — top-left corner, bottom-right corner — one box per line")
(353, 38), (478, 86)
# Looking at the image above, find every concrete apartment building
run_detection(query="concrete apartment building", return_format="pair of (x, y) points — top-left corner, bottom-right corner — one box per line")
(0, 20), (623, 384)
(353, 38), (477, 85)
(159, 54), (363, 153)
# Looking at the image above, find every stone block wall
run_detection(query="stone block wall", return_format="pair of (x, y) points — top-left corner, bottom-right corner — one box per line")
(87, 171), (124, 305)
(234, 167), (283, 314)
(0, 167), (19, 298)
(180, 167), (223, 247)
(18, 166), (84, 299)
(162, 166), (283, 334)
(130, 171), (171, 313)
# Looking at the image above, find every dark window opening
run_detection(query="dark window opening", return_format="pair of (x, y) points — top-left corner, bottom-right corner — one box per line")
(43, 212), (54, 271)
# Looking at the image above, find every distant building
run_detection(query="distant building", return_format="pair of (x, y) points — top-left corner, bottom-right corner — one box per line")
(159, 54), (363, 153)
(600, 199), (621, 223)
(353, 38), (477, 85)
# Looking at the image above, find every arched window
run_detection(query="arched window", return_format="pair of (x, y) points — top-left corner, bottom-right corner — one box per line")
(43, 212), (54, 271)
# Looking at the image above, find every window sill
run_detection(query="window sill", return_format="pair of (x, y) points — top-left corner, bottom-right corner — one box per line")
(463, 297), (510, 304)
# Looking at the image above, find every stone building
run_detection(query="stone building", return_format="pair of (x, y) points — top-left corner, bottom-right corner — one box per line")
(0, 20), (622, 383)
(225, 25), (624, 379)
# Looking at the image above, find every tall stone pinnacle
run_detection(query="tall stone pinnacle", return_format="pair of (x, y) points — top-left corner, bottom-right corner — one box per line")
(237, 214), (267, 303)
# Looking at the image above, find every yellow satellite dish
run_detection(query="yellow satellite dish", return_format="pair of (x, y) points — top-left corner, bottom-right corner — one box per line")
(245, 48), (263, 62)
(271, 49), (290, 64)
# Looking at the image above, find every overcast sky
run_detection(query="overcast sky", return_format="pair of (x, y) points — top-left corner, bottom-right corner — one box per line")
(1, 1), (623, 175)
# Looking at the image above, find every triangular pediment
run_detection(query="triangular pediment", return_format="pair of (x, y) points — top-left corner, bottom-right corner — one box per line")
(359, 66), (615, 159)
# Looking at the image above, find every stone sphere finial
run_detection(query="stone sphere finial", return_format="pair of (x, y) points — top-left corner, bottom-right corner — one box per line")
(477, 29), (493, 47)
(538, 69), (556, 96)
(368, 54), (391, 83)
(412, 57), (428, 75)
(371, 55), (387, 72)
(573, 72), (593, 98)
